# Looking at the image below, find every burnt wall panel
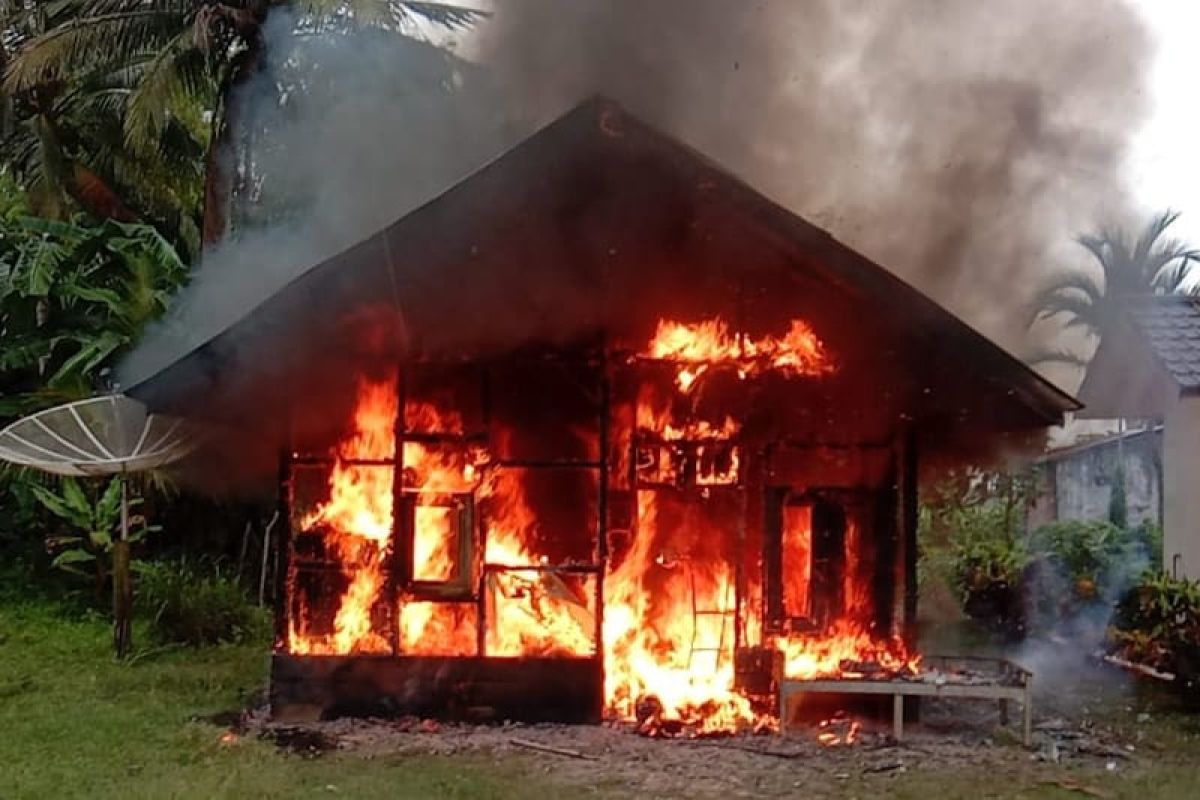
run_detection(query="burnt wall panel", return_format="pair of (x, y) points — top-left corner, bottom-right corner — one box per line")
(271, 654), (602, 723)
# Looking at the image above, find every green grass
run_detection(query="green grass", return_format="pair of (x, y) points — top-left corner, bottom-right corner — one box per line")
(4, 596), (1200, 799)
(0, 601), (552, 799)
(852, 765), (1200, 800)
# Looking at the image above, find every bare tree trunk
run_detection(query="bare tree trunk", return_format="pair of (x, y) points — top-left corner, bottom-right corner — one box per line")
(0, 33), (12, 141)
(201, 123), (232, 245)
(201, 10), (267, 246)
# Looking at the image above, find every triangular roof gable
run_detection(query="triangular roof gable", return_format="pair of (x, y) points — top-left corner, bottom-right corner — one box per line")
(1077, 312), (1176, 418)
(1078, 295), (1200, 418)
(1128, 295), (1200, 391)
(125, 97), (1077, 428)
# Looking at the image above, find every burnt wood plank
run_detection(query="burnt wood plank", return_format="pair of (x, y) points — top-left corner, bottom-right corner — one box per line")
(271, 654), (602, 723)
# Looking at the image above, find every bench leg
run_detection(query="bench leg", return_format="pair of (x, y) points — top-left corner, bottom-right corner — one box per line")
(893, 694), (904, 740)
(999, 698), (1009, 726)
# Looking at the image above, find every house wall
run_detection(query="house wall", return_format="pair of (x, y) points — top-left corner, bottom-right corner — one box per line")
(1028, 429), (1163, 532)
(1164, 393), (1200, 579)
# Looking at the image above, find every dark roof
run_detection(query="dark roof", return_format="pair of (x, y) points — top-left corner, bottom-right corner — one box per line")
(123, 97), (1078, 436)
(1126, 295), (1200, 391)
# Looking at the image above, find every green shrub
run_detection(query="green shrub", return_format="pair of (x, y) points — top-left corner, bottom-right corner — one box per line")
(919, 468), (1161, 638)
(920, 470), (1034, 635)
(1109, 571), (1200, 700)
(0, 469), (51, 554)
(953, 542), (1030, 633)
(32, 476), (158, 594)
(136, 560), (270, 647)
(1022, 520), (1153, 634)
(1129, 520), (1164, 571)
(951, 516), (1030, 598)
(1029, 520), (1133, 598)
(943, 506), (1031, 635)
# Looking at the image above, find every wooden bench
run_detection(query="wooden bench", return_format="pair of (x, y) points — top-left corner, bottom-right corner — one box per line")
(778, 656), (1033, 746)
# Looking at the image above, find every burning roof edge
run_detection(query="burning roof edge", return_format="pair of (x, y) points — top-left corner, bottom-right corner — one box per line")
(122, 95), (1079, 425)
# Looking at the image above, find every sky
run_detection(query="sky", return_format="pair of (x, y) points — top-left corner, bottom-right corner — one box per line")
(1130, 0), (1200, 245)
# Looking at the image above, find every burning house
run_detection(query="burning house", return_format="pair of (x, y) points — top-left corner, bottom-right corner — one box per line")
(125, 98), (1076, 734)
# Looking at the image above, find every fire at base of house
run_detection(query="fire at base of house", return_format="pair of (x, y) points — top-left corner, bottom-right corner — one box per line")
(278, 318), (919, 734)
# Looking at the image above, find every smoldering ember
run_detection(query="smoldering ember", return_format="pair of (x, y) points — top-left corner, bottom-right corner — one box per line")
(126, 100), (1067, 738)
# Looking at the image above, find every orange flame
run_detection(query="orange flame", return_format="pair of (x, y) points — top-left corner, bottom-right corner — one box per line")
(288, 314), (917, 735)
(289, 375), (596, 660)
(816, 714), (861, 746)
(772, 619), (919, 680)
(645, 317), (835, 392)
(288, 380), (396, 655)
(602, 491), (764, 734)
(782, 505), (813, 619)
(480, 468), (596, 658)
(615, 315), (913, 733)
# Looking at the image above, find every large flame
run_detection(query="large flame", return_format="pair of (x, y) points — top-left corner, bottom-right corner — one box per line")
(287, 315), (918, 735)
(602, 491), (763, 734)
(289, 375), (596, 660)
(645, 317), (835, 392)
(288, 381), (395, 656)
(607, 316), (913, 732)
(479, 467), (596, 658)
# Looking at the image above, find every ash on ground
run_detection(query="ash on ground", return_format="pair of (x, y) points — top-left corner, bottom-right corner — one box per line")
(226, 657), (1152, 800)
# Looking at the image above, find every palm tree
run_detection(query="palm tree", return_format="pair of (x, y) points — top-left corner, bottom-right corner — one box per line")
(2, 1), (482, 244)
(2, 2), (221, 242)
(1030, 211), (1199, 366)
(2, 60), (210, 252)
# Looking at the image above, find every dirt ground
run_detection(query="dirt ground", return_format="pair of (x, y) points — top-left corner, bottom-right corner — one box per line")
(240, 652), (1197, 799)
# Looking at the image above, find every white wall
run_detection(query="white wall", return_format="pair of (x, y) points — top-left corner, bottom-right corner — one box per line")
(1164, 393), (1200, 578)
(1052, 432), (1162, 526)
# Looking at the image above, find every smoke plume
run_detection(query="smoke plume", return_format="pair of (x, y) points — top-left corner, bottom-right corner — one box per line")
(480, 0), (1150, 352)
(118, 0), (1151, 392)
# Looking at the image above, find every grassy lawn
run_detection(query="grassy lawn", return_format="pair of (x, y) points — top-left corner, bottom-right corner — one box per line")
(4, 597), (1200, 799)
(0, 601), (554, 799)
(855, 767), (1200, 800)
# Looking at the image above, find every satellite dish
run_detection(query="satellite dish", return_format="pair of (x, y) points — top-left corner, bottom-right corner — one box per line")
(0, 394), (197, 658)
(0, 394), (196, 476)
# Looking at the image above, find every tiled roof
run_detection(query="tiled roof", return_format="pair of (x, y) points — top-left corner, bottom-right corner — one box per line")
(1127, 295), (1200, 390)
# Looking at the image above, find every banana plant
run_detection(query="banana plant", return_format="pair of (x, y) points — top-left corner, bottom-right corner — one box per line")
(0, 209), (189, 415)
(31, 474), (158, 656)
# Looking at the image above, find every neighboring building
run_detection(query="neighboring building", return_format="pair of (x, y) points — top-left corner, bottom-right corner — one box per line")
(1077, 295), (1200, 579)
(1027, 424), (1163, 532)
